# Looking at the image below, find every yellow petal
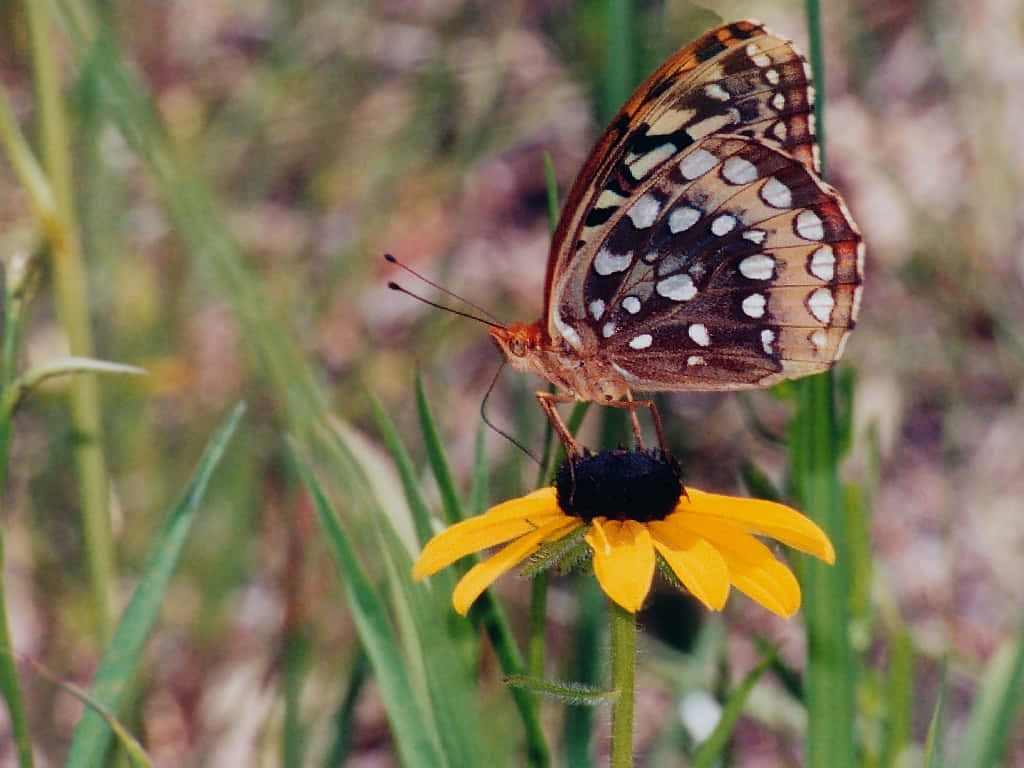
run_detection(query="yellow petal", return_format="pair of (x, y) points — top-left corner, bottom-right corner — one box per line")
(690, 516), (802, 617)
(584, 519), (655, 613)
(479, 487), (562, 522)
(649, 520), (730, 611)
(677, 488), (835, 563)
(412, 489), (565, 580)
(452, 518), (580, 615)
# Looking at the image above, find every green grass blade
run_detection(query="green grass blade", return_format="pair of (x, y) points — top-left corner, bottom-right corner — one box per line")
(542, 151), (560, 233)
(321, 650), (369, 768)
(415, 371), (465, 524)
(690, 650), (775, 768)
(1, 357), (146, 417)
(923, 662), (948, 768)
(371, 512), (485, 768)
(795, 5), (856, 765)
(405, 386), (549, 766)
(288, 439), (448, 768)
(65, 402), (246, 768)
(792, 377), (855, 767)
(955, 620), (1024, 768)
(282, 626), (311, 768)
(469, 421), (489, 517)
(879, 629), (913, 768)
(366, 393), (464, 606)
(804, 0), (827, 176)
(0, 576), (32, 768)
(600, 0), (635, 122)
(24, 656), (153, 768)
(368, 391), (436, 546)
(27, 0), (115, 646)
(316, 421), (482, 766)
(52, 18), (327, 443)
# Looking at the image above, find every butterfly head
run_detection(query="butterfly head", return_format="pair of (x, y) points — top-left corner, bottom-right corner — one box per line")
(489, 322), (545, 367)
(490, 320), (632, 402)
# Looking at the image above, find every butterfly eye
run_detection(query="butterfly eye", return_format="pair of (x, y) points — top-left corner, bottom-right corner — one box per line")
(509, 339), (526, 357)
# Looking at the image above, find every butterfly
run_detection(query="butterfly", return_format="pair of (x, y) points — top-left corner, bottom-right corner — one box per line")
(487, 19), (863, 453)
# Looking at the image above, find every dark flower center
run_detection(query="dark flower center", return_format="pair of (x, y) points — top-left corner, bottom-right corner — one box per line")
(555, 449), (683, 523)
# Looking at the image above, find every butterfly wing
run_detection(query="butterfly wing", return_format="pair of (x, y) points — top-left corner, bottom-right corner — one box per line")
(586, 135), (862, 390)
(545, 20), (862, 391)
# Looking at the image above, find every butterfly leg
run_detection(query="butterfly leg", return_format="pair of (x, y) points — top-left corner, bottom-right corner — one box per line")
(535, 391), (583, 457)
(601, 396), (669, 456)
(625, 392), (645, 448)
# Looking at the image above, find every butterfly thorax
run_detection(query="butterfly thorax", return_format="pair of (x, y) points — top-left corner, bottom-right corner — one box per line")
(490, 321), (631, 402)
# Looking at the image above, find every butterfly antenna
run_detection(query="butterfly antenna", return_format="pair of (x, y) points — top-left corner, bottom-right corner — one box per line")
(387, 281), (501, 329)
(384, 254), (504, 325)
(481, 362), (542, 465)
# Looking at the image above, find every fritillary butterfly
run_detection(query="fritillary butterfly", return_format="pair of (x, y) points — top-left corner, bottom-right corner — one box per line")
(488, 20), (864, 451)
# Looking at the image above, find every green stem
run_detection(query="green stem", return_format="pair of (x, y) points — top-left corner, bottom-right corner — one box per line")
(794, 374), (854, 764)
(804, 0), (826, 177)
(609, 602), (636, 768)
(797, 5), (856, 766)
(26, 0), (115, 644)
(0, 540), (35, 768)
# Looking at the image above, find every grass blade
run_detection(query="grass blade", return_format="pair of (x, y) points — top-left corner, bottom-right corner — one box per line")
(415, 371), (464, 524)
(879, 629), (914, 768)
(791, 379), (855, 768)
(795, 5), (856, 765)
(320, 650), (369, 768)
(288, 439), (448, 768)
(318, 421), (484, 767)
(65, 402), (245, 768)
(690, 650), (775, 768)
(923, 662), (948, 768)
(20, 656), (153, 768)
(368, 391), (436, 546)
(956, 620), (1024, 768)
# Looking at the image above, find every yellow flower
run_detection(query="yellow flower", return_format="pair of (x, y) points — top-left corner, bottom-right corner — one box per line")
(413, 450), (835, 616)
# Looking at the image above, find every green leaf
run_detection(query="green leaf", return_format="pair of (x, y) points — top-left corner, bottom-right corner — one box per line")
(834, 364), (857, 458)
(24, 657), (153, 768)
(789, 373), (855, 768)
(956, 620), (1024, 768)
(321, 650), (369, 768)
(879, 629), (914, 768)
(65, 402), (245, 768)
(368, 391), (437, 546)
(505, 675), (614, 706)
(690, 650), (775, 768)
(288, 439), (449, 768)
(541, 151), (560, 233)
(415, 371), (464, 524)
(469, 421), (489, 517)
(923, 661), (948, 768)
(314, 418), (488, 767)
(2, 357), (147, 418)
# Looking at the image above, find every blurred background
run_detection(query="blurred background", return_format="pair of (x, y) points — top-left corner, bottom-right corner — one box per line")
(1, 0), (1022, 765)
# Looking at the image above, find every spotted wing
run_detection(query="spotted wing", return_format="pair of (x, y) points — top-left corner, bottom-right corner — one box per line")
(544, 19), (820, 336)
(555, 135), (863, 390)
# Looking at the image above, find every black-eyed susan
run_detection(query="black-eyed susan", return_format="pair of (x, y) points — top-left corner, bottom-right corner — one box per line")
(413, 449), (835, 616)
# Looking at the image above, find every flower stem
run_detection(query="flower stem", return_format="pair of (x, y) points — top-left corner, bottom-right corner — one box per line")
(609, 601), (636, 768)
